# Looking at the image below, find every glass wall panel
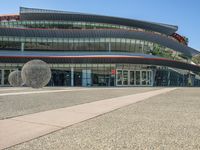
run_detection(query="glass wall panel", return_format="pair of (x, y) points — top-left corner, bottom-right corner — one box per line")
(130, 39), (136, 53)
(136, 71), (140, 85)
(130, 71), (135, 85)
(123, 70), (129, 85)
(142, 71), (147, 85)
(4, 70), (10, 85)
(0, 20), (159, 34)
(117, 70), (123, 85)
(0, 70), (2, 85)
(0, 41), (21, 50)
(0, 35), (190, 62)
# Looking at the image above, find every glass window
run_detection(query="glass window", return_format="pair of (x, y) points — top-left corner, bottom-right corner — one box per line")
(123, 70), (128, 85)
(136, 71), (140, 85)
(130, 71), (135, 85)
(142, 71), (147, 85)
(117, 70), (123, 85)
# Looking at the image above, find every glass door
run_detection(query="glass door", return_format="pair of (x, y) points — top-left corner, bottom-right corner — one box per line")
(123, 70), (128, 85)
(136, 71), (140, 85)
(116, 70), (123, 86)
(141, 71), (147, 85)
(116, 70), (129, 86)
(147, 71), (152, 86)
(4, 70), (11, 85)
(130, 71), (135, 85)
(74, 71), (82, 86)
(116, 69), (153, 86)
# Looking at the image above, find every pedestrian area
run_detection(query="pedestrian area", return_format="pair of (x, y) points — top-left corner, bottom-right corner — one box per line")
(1, 87), (200, 150)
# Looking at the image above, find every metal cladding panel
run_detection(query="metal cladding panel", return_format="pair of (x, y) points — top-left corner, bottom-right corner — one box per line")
(0, 28), (199, 56)
(0, 55), (200, 72)
(19, 12), (177, 35)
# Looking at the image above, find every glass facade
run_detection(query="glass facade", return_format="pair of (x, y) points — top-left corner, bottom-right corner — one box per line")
(116, 70), (153, 86)
(48, 64), (116, 87)
(0, 69), (17, 86)
(155, 69), (188, 86)
(1, 63), (199, 87)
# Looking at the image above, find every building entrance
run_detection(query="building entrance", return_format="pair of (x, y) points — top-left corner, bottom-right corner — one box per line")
(74, 71), (82, 86)
(116, 70), (153, 86)
(51, 70), (71, 86)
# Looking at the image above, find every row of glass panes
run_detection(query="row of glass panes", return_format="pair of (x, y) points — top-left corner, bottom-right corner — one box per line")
(0, 63), (190, 74)
(0, 63), (152, 69)
(0, 36), (154, 46)
(0, 20), (144, 31)
(0, 38), (156, 53)
(20, 7), (71, 14)
(0, 36), (182, 57)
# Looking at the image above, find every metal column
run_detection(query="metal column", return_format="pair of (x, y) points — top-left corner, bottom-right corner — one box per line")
(1, 69), (4, 86)
(21, 42), (24, 52)
(71, 67), (74, 86)
(167, 70), (171, 86)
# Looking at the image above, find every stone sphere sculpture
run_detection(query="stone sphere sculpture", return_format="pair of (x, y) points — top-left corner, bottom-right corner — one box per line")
(21, 59), (51, 88)
(8, 70), (24, 87)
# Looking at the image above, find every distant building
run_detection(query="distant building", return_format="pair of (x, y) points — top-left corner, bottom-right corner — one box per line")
(0, 7), (200, 87)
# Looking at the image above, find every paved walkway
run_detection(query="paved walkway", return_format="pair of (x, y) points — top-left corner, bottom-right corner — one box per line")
(0, 87), (157, 120)
(0, 88), (176, 149)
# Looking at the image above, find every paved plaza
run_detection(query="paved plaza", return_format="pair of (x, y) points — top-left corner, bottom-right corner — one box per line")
(0, 87), (158, 120)
(0, 87), (200, 149)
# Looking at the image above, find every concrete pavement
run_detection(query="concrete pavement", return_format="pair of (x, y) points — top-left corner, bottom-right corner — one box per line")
(0, 88), (175, 149)
(0, 87), (158, 119)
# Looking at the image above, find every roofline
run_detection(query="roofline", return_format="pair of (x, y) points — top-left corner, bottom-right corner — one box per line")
(19, 7), (178, 35)
(19, 7), (178, 28)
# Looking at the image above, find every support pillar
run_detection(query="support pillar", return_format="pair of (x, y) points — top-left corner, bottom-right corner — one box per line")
(21, 42), (24, 52)
(167, 70), (171, 86)
(71, 67), (74, 87)
(1, 69), (4, 86)
(151, 70), (154, 87)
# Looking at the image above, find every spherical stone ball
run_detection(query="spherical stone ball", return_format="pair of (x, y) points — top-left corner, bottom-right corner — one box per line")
(21, 59), (51, 88)
(8, 70), (24, 87)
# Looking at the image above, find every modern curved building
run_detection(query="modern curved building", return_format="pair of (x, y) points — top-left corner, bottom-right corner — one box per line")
(0, 7), (200, 87)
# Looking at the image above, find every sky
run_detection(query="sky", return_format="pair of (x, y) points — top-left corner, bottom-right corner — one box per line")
(0, 0), (200, 51)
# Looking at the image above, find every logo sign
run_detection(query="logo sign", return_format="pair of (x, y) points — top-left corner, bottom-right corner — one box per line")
(111, 69), (116, 75)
